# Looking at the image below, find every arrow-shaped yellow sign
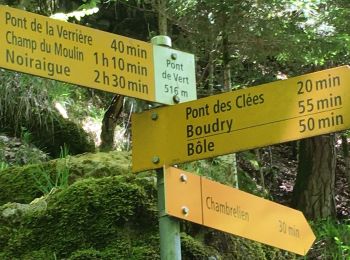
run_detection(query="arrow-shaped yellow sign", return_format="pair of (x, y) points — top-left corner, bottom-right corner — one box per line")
(164, 166), (316, 255)
(132, 65), (350, 172)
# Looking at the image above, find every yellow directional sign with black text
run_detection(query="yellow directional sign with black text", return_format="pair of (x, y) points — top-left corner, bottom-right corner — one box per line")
(0, 5), (196, 104)
(164, 166), (316, 255)
(132, 65), (350, 172)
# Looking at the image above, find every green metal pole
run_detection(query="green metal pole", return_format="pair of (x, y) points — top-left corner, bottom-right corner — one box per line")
(157, 168), (181, 260)
(152, 35), (181, 259)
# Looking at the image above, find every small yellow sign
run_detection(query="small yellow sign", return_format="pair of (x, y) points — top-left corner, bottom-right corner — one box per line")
(0, 5), (196, 104)
(164, 166), (316, 255)
(132, 66), (350, 172)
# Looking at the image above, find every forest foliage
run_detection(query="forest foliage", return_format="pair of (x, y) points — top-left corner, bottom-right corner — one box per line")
(0, 0), (349, 259)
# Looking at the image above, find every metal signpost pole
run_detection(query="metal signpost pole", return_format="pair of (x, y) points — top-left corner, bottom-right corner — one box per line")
(157, 168), (181, 259)
(152, 36), (181, 260)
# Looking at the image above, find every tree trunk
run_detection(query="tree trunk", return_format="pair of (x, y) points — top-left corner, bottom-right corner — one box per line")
(292, 135), (336, 220)
(222, 31), (238, 188)
(157, 0), (167, 35)
(341, 133), (350, 185)
(99, 95), (124, 152)
(208, 50), (214, 95)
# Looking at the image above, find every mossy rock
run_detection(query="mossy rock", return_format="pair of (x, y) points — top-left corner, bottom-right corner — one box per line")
(0, 175), (158, 259)
(0, 134), (49, 166)
(0, 70), (94, 157)
(67, 151), (131, 180)
(0, 74), (95, 158)
(69, 249), (104, 259)
(0, 151), (131, 206)
(181, 233), (218, 259)
(31, 116), (95, 158)
(0, 164), (44, 206)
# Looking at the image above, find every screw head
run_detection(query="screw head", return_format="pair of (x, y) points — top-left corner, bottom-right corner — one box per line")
(180, 174), (187, 182)
(151, 112), (158, 120)
(171, 53), (177, 60)
(182, 206), (189, 215)
(152, 156), (160, 164)
(173, 95), (180, 103)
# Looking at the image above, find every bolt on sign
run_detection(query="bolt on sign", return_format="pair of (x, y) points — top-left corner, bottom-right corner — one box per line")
(0, 5), (196, 104)
(132, 65), (350, 172)
(164, 166), (316, 255)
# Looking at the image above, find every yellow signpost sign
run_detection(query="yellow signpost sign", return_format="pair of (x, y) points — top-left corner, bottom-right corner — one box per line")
(164, 166), (316, 255)
(0, 5), (196, 104)
(132, 65), (350, 172)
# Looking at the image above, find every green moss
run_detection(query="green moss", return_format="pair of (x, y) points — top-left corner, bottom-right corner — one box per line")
(86, 234), (160, 260)
(0, 175), (158, 259)
(0, 151), (131, 206)
(67, 151), (131, 181)
(181, 233), (217, 259)
(0, 252), (12, 260)
(22, 250), (56, 260)
(0, 164), (44, 205)
(69, 249), (103, 259)
(68, 242), (160, 260)
(201, 231), (265, 260)
(0, 226), (11, 251)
